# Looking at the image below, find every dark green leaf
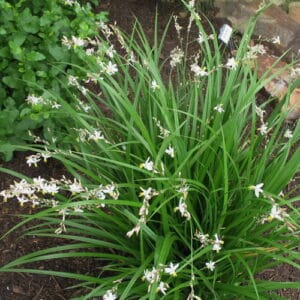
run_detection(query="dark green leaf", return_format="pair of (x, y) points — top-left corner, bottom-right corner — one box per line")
(8, 40), (23, 60)
(22, 69), (36, 83)
(12, 32), (27, 46)
(2, 76), (18, 88)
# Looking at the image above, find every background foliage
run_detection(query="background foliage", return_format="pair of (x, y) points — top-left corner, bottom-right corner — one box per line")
(0, 0), (107, 161)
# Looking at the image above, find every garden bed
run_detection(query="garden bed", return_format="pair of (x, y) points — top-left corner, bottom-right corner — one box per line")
(0, 0), (299, 299)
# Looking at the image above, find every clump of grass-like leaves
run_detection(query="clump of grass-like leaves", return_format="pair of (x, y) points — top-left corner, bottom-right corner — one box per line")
(1, 5), (299, 300)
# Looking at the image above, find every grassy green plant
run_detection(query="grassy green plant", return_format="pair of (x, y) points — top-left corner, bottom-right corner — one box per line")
(0, 4), (299, 300)
(0, 0), (107, 161)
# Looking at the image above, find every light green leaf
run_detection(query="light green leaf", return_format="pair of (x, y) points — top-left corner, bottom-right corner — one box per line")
(26, 51), (46, 61)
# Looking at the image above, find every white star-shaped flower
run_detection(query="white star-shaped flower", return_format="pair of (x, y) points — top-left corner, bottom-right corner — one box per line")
(250, 183), (264, 198)
(205, 260), (216, 271)
(164, 262), (179, 277)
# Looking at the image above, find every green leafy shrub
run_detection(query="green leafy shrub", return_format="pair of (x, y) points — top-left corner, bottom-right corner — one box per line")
(0, 0), (107, 161)
(1, 4), (299, 300)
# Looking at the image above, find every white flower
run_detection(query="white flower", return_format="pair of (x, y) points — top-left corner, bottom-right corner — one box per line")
(51, 102), (61, 109)
(205, 261), (216, 271)
(194, 231), (209, 246)
(165, 146), (175, 158)
(174, 197), (191, 220)
(268, 204), (288, 222)
(41, 183), (59, 195)
(188, 0), (195, 9)
(258, 123), (268, 135)
(214, 104), (224, 113)
(74, 206), (84, 213)
(291, 67), (300, 78)
(197, 32), (205, 44)
(71, 36), (85, 47)
(153, 118), (170, 138)
(225, 57), (237, 70)
(106, 45), (116, 58)
(140, 157), (155, 172)
(191, 63), (208, 77)
(284, 129), (293, 139)
(143, 267), (160, 284)
(271, 36), (280, 45)
(96, 190), (106, 201)
(103, 289), (118, 300)
(247, 44), (266, 58)
(26, 154), (41, 167)
(40, 151), (52, 162)
(255, 106), (265, 119)
(151, 80), (160, 90)
(69, 179), (84, 194)
(68, 75), (79, 87)
(139, 187), (158, 200)
(105, 61), (118, 75)
(177, 184), (189, 200)
(249, 183), (264, 198)
(212, 234), (224, 253)
(85, 48), (95, 56)
(26, 95), (45, 105)
(64, 0), (76, 6)
(0, 190), (12, 201)
(61, 36), (72, 49)
(156, 281), (169, 295)
(164, 262), (179, 277)
(33, 176), (46, 190)
(126, 224), (141, 238)
(103, 183), (119, 199)
(173, 15), (182, 35)
(89, 130), (105, 142)
(170, 47), (184, 68)
(17, 195), (30, 206)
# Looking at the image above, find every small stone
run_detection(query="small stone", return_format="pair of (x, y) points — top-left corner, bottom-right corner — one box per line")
(256, 54), (300, 120)
(289, 2), (300, 25)
(12, 285), (26, 295)
(178, 11), (188, 18)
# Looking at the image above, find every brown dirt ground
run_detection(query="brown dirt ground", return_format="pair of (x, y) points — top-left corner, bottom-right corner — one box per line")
(0, 0), (299, 299)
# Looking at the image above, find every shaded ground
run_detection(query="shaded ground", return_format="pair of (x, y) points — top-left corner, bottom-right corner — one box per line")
(0, 0), (299, 299)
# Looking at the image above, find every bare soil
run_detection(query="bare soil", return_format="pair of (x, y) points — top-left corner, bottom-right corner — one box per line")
(0, 0), (299, 299)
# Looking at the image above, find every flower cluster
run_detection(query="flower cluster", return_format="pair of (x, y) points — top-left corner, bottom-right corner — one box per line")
(174, 181), (191, 220)
(0, 178), (60, 208)
(191, 63), (208, 77)
(1, 170), (120, 232)
(142, 262), (179, 295)
(153, 117), (170, 139)
(71, 127), (110, 144)
(26, 94), (61, 109)
(194, 231), (224, 254)
(26, 151), (52, 167)
(61, 35), (86, 49)
(255, 105), (270, 137)
(68, 75), (88, 95)
(63, 0), (78, 7)
(126, 187), (159, 237)
(214, 104), (225, 114)
(170, 46), (184, 68)
(86, 183), (120, 205)
(249, 183), (292, 229)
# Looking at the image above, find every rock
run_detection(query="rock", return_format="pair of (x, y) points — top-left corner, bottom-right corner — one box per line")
(178, 11), (188, 18)
(214, 0), (300, 58)
(256, 54), (300, 120)
(289, 2), (300, 25)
